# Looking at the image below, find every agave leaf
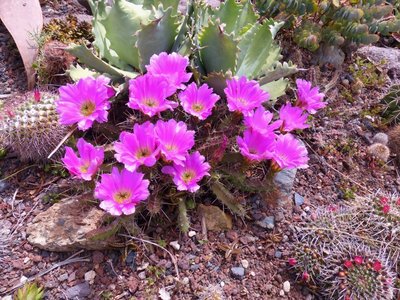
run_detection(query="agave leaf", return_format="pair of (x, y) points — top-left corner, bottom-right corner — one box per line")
(259, 61), (298, 85)
(199, 21), (238, 74)
(90, 0), (151, 70)
(236, 21), (282, 79)
(137, 7), (179, 71)
(203, 71), (230, 97)
(215, 0), (258, 36)
(142, 0), (180, 11)
(67, 64), (99, 81)
(261, 78), (289, 101)
(210, 180), (246, 217)
(67, 44), (138, 78)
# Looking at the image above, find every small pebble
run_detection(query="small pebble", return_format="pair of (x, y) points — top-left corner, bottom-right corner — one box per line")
(182, 277), (189, 285)
(188, 231), (196, 237)
(241, 259), (249, 269)
(58, 273), (69, 282)
(230, 267), (245, 279)
(220, 281), (225, 287)
(84, 270), (96, 284)
(169, 241), (181, 251)
(294, 192), (304, 206)
(23, 257), (30, 263)
(279, 290), (285, 296)
(250, 271), (255, 277)
(283, 281), (291, 293)
(304, 206), (310, 212)
(257, 216), (275, 229)
(138, 271), (146, 279)
(274, 250), (283, 259)
(20, 276), (28, 284)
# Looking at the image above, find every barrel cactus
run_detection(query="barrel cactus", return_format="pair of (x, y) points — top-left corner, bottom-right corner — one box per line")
(0, 92), (66, 161)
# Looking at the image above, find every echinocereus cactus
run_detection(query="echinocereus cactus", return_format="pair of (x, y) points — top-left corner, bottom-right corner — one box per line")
(0, 92), (66, 161)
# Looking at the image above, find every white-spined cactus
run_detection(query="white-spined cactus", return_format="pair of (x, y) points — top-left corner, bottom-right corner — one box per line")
(0, 92), (66, 161)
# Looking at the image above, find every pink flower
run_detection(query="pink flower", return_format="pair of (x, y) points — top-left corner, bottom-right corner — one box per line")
(279, 102), (309, 132)
(244, 106), (282, 136)
(382, 204), (390, 214)
(301, 272), (310, 282)
(62, 138), (104, 181)
(94, 167), (149, 216)
(114, 122), (160, 172)
(373, 260), (382, 272)
(295, 79), (326, 114)
(379, 197), (389, 205)
(343, 260), (353, 268)
(34, 88), (41, 102)
(162, 151), (210, 192)
(146, 52), (192, 95)
(154, 119), (195, 165)
(288, 258), (297, 266)
(56, 76), (114, 131)
(224, 76), (270, 116)
(128, 74), (178, 117)
(354, 256), (363, 265)
(179, 83), (220, 120)
(272, 134), (309, 170)
(396, 198), (400, 206)
(237, 129), (275, 162)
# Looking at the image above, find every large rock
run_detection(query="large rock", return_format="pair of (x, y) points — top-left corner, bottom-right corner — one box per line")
(27, 197), (109, 251)
(198, 204), (232, 231)
(357, 46), (400, 80)
(274, 168), (297, 196)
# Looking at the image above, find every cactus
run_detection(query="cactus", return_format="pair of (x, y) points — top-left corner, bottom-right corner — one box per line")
(382, 85), (400, 124)
(289, 202), (398, 299)
(0, 92), (66, 161)
(14, 282), (44, 300)
(255, 0), (400, 66)
(68, 0), (297, 99)
(367, 143), (391, 162)
(388, 125), (400, 163)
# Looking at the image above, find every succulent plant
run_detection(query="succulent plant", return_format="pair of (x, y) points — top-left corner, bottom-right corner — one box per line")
(14, 282), (44, 300)
(255, 0), (400, 66)
(388, 124), (400, 163)
(0, 92), (66, 161)
(67, 0), (297, 99)
(382, 84), (400, 124)
(367, 143), (391, 162)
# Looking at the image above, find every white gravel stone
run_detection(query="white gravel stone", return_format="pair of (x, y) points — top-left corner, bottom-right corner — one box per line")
(84, 270), (96, 284)
(279, 290), (285, 296)
(188, 231), (196, 237)
(283, 281), (291, 293)
(241, 259), (249, 269)
(169, 240), (181, 251)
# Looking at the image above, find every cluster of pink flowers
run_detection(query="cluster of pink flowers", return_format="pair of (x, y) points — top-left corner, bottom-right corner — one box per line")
(57, 51), (326, 216)
(231, 76), (325, 170)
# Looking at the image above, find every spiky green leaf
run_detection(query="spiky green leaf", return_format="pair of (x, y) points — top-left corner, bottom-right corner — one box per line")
(261, 78), (289, 100)
(67, 44), (138, 78)
(199, 22), (238, 74)
(137, 7), (179, 71)
(67, 64), (99, 81)
(259, 62), (298, 85)
(236, 21), (283, 78)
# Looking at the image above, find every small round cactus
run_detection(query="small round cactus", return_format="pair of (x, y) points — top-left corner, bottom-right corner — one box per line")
(367, 143), (390, 162)
(372, 132), (389, 146)
(0, 92), (66, 161)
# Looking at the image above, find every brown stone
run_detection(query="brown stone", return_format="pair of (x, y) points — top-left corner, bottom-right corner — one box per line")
(198, 204), (232, 231)
(26, 197), (109, 251)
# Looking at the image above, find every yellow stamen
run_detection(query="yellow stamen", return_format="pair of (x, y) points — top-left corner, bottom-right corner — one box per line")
(113, 190), (131, 203)
(80, 100), (96, 116)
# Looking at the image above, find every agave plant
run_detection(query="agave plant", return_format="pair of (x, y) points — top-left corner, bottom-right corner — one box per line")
(67, 0), (297, 100)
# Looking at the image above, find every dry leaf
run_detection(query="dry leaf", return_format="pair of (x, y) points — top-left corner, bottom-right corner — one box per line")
(0, 0), (43, 89)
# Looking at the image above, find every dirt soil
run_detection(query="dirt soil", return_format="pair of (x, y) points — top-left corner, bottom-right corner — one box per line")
(0, 1), (399, 300)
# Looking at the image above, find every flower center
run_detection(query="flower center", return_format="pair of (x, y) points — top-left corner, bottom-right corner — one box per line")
(182, 170), (195, 183)
(144, 98), (158, 108)
(136, 147), (151, 158)
(165, 144), (177, 151)
(237, 97), (247, 105)
(192, 103), (204, 112)
(80, 100), (96, 116)
(113, 190), (132, 204)
(249, 148), (258, 154)
(79, 161), (90, 173)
